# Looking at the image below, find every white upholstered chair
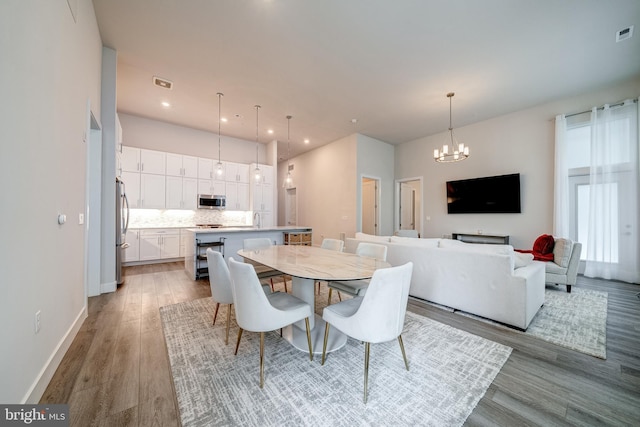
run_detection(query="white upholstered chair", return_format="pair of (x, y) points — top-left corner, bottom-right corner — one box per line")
(544, 238), (582, 293)
(243, 238), (288, 293)
(327, 242), (388, 304)
(321, 262), (414, 403)
(206, 249), (271, 345)
(228, 257), (313, 388)
(316, 238), (345, 294)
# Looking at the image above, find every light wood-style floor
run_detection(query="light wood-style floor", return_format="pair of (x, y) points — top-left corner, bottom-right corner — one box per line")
(41, 262), (640, 426)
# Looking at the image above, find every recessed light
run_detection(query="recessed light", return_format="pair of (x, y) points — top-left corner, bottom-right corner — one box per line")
(267, 129), (274, 134)
(304, 139), (310, 144)
(161, 101), (171, 107)
(221, 117), (228, 122)
(351, 118), (358, 124)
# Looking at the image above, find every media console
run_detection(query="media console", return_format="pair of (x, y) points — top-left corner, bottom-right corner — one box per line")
(452, 232), (509, 245)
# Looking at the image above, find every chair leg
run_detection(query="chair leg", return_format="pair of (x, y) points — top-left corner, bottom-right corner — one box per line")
(305, 318), (313, 361)
(364, 342), (370, 404)
(316, 281), (320, 295)
(259, 332), (265, 388)
(338, 291), (342, 301)
(321, 323), (330, 365)
(225, 304), (232, 345)
(327, 288), (333, 305)
(234, 328), (243, 355)
(269, 278), (275, 292)
(566, 284), (572, 293)
(283, 276), (288, 293)
(398, 335), (409, 371)
(213, 302), (220, 325)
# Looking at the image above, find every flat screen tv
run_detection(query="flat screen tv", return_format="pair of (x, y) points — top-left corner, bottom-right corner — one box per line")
(446, 173), (521, 214)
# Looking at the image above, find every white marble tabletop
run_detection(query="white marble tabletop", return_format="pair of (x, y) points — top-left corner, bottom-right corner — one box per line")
(236, 245), (390, 281)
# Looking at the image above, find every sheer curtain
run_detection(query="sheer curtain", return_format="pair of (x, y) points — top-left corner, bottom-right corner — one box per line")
(584, 100), (639, 283)
(553, 115), (570, 237)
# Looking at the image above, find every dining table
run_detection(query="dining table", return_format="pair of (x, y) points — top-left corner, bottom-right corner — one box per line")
(236, 244), (391, 354)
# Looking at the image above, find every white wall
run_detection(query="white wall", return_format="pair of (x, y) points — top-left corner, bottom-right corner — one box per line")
(0, 0), (102, 402)
(118, 113), (270, 165)
(278, 134), (358, 244)
(356, 134), (395, 236)
(395, 77), (640, 249)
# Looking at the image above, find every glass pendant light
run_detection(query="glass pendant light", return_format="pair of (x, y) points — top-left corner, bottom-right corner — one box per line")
(253, 105), (262, 183)
(283, 115), (294, 188)
(215, 92), (224, 177)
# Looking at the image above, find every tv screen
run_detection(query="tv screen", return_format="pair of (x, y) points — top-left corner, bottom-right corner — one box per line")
(446, 173), (521, 214)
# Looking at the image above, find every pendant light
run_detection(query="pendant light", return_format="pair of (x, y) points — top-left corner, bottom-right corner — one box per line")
(283, 115), (294, 188)
(215, 92), (224, 176)
(433, 92), (469, 163)
(253, 105), (262, 183)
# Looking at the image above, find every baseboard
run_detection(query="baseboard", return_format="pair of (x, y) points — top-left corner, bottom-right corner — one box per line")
(23, 305), (88, 404)
(101, 280), (117, 294)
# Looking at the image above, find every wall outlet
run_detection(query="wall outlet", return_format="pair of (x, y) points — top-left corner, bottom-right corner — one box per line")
(35, 310), (41, 334)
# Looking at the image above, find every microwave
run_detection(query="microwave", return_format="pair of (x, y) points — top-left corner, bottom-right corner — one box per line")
(198, 194), (226, 210)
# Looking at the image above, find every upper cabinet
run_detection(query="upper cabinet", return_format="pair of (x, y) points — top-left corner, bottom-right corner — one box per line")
(121, 146), (141, 172)
(166, 153), (198, 178)
(225, 162), (250, 183)
(140, 149), (166, 175)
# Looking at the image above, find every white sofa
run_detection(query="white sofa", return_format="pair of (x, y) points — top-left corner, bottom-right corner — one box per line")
(345, 234), (546, 330)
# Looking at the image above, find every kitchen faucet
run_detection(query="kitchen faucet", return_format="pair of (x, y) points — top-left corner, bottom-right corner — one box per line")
(253, 211), (261, 228)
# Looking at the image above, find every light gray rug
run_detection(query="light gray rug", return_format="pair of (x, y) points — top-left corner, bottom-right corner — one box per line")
(160, 298), (512, 427)
(456, 287), (608, 359)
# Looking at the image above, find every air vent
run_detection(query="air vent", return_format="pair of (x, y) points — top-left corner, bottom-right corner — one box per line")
(616, 26), (634, 42)
(153, 76), (173, 89)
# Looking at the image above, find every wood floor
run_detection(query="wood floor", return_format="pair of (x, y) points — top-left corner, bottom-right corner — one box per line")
(41, 262), (640, 426)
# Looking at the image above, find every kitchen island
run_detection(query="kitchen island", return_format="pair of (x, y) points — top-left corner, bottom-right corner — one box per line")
(184, 226), (313, 280)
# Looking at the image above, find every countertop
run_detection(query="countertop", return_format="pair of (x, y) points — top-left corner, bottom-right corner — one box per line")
(184, 226), (312, 234)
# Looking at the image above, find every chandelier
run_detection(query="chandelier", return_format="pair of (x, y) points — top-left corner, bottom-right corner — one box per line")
(434, 92), (469, 163)
(283, 115), (294, 188)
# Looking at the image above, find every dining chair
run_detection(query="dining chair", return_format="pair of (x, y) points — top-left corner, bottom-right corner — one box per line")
(327, 242), (388, 304)
(243, 238), (288, 293)
(321, 262), (413, 403)
(316, 238), (345, 294)
(228, 257), (314, 388)
(206, 249), (272, 345)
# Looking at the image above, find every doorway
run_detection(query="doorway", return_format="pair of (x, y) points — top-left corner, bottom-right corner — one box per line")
(285, 187), (297, 226)
(396, 178), (423, 235)
(85, 110), (102, 299)
(361, 177), (379, 235)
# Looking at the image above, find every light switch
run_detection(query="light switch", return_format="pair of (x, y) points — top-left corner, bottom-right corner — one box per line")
(79, 213), (84, 225)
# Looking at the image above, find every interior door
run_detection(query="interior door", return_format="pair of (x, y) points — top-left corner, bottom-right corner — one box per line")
(285, 188), (297, 226)
(362, 178), (378, 235)
(400, 183), (415, 230)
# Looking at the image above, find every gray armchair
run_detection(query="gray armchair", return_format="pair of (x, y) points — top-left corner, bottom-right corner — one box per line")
(544, 238), (582, 293)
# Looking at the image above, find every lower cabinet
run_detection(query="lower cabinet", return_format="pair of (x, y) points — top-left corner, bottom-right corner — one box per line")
(139, 229), (181, 261)
(124, 229), (140, 262)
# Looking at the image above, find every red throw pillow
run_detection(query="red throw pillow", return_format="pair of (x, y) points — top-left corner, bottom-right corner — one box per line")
(533, 234), (555, 255)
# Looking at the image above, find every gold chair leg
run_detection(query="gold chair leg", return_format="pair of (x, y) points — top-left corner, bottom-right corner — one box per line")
(225, 304), (232, 345)
(364, 342), (370, 404)
(259, 332), (265, 388)
(321, 323), (330, 365)
(283, 276), (288, 293)
(398, 335), (409, 371)
(305, 318), (313, 361)
(213, 302), (220, 325)
(338, 291), (342, 301)
(270, 278), (275, 292)
(234, 328), (243, 355)
(327, 288), (333, 305)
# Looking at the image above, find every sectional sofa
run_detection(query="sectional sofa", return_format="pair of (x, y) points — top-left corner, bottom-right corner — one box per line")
(344, 233), (546, 330)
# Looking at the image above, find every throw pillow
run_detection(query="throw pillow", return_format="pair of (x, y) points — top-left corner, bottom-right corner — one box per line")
(514, 252), (534, 268)
(533, 234), (555, 254)
(553, 238), (573, 268)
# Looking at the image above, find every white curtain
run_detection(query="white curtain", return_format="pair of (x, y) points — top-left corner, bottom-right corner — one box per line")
(584, 100), (639, 283)
(553, 115), (570, 237)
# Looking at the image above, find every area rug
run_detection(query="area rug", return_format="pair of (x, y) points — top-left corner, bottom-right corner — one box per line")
(160, 298), (512, 427)
(456, 287), (608, 359)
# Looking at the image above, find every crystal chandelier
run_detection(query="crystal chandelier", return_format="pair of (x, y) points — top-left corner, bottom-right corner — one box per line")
(434, 92), (469, 163)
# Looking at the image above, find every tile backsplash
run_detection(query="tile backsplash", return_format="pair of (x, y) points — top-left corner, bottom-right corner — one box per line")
(129, 209), (253, 228)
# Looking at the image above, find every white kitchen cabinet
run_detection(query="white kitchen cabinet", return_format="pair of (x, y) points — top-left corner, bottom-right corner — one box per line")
(140, 149), (166, 175)
(212, 160), (226, 181)
(198, 157), (213, 180)
(121, 171), (141, 208)
(167, 153), (198, 178)
(123, 229), (140, 262)
(225, 162), (250, 183)
(225, 182), (250, 211)
(139, 229), (181, 261)
(167, 176), (198, 209)
(140, 173), (165, 208)
(198, 179), (225, 196)
(250, 164), (274, 227)
(121, 146), (141, 172)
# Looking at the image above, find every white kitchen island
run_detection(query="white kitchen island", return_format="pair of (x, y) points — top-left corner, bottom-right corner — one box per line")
(183, 226), (313, 280)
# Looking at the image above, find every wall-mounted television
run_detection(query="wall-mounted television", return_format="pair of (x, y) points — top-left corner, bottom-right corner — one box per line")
(446, 173), (521, 214)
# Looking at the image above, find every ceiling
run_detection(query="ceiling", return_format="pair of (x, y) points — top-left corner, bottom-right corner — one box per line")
(92, 0), (640, 159)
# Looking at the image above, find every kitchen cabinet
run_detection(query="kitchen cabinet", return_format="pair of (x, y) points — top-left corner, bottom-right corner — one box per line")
(121, 171), (141, 208)
(121, 146), (141, 172)
(198, 179), (225, 196)
(124, 229), (140, 262)
(250, 164), (274, 227)
(225, 182), (250, 211)
(140, 149), (166, 175)
(167, 176), (198, 209)
(140, 173), (166, 208)
(198, 157), (213, 180)
(225, 162), (250, 183)
(166, 153), (198, 178)
(139, 229), (181, 261)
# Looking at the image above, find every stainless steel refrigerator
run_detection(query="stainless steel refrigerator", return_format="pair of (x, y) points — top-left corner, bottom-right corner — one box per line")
(116, 177), (130, 285)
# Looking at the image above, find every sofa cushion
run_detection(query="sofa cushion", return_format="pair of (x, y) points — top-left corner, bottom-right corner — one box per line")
(553, 238), (573, 268)
(390, 236), (440, 248)
(355, 232), (391, 243)
(439, 239), (513, 255)
(545, 260), (568, 275)
(514, 252), (534, 268)
(533, 234), (555, 255)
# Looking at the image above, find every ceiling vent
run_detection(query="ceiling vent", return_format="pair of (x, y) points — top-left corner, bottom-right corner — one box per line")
(616, 26), (634, 42)
(153, 76), (173, 89)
